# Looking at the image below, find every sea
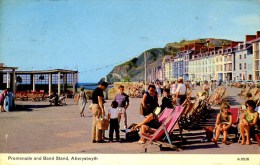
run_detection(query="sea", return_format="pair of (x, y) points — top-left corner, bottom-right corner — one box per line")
(77, 83), (98, 90)
(77, 83), (113, 90)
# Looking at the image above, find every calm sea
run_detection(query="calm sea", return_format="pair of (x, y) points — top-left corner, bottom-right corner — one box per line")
(77, 83), (113, 90)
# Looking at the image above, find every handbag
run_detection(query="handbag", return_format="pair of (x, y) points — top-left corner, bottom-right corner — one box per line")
(139, 103), (144, 115)
(89, 103), (93, 110)
(125, 123), (140, 142)
(97, 117), (109, 130)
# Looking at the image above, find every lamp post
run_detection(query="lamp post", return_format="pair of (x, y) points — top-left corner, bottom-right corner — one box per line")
(144, 51), (147, 91)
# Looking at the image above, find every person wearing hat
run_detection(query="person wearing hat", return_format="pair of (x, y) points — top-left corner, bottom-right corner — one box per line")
(175, 77), (187, 106)
(79, 87), (87, 117)
(0, 90), (7, 112)
(91, 81), (108, 143)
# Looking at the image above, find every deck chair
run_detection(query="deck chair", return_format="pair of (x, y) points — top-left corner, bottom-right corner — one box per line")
(228, 108), (239, 140)
(229, 108), (239, 127)
(157, 107), (174, 123)
(213, 107), (240, 141)
(141, 106), (183, 152)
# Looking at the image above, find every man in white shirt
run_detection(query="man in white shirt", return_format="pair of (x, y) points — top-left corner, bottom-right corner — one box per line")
(175, 77), (187, 106)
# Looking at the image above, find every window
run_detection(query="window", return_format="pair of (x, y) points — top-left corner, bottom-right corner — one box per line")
(244, 54), (246, 59)
(244, 63), (246, 70)
(16, 74), (31, 84)
(239, 55), (242, 59)
(35, 74), (49, 84)
(239, 63), (242, 70)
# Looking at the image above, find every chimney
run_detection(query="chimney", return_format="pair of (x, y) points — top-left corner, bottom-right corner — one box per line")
(0, 63), (3, 70)
(245, 35), (256, 42)
(256, 31), (260, 38)
(230, 41), (242, 48)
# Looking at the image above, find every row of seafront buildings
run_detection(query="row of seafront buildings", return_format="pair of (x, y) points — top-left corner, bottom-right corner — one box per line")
(148, 31), (260, 82)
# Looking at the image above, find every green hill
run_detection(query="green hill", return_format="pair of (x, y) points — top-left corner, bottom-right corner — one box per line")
(104, 38), (233, 83)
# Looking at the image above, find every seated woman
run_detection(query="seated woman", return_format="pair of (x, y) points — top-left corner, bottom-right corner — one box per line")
(211, 102), (232, 145)
(239, 100), (259, 145)
(134, 89), (173, 144)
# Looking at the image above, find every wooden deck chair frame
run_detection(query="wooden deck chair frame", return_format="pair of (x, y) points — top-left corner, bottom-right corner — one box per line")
(179, 101), (195, 129)
(141, 106), (184, 152)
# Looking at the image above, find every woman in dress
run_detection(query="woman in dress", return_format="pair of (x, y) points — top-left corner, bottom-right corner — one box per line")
(239, 100), (259, 145)
(78, 87), (87, 117)
(211, 102), (233, 145)
(141, 84), (159, 116)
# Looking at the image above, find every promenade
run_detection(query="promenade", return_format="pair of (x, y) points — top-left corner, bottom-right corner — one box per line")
(0, 86), (259, 154)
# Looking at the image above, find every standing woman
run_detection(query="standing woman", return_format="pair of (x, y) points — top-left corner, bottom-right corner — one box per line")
(155, 82), (161, 97)
(203, 80), (210, 96)
(239, 100), (259, 145)
(79, 87), (87, 117)
(0, 90), (7, 112)
(170, 81), (177, 95)
(141, 84), (159, 116)
(91, 82), (108, 143)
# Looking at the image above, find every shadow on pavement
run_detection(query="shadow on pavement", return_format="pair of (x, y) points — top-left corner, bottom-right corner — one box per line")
(180, 143), (220, 151)
(13, 104), (51, 112)
(227, 96), (242, 106)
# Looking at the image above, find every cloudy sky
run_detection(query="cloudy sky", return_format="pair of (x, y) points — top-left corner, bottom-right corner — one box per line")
(1, 0), (260, 82)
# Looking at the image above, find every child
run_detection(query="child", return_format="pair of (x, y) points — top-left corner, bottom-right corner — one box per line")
(161, 88), (173, 112)
(108, 101), (120, 142)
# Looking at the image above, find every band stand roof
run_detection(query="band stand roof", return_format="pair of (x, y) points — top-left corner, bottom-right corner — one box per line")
(15, 69), (78, 74)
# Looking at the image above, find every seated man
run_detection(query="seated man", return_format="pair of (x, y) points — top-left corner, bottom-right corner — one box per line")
(49, 91), (59, 106)
(134, 89), (174, 144)
(59, 92), (67, 105)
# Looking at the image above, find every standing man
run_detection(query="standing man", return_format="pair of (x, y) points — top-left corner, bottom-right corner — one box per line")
(91, 82), (108, 143)
(114, 85), (130, 131)
(175, 77), (187, 106)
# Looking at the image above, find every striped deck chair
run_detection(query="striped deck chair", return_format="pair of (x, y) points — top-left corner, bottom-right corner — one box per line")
(141, 106), (184, 152)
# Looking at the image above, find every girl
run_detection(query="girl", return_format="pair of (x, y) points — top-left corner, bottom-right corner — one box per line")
(108, 101), (120, 142)
(211, 102), (232, 145)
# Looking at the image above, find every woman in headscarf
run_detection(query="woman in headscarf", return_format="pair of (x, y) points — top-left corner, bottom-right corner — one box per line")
(78, 87), (87, 117)
(0, 90), (8, 112)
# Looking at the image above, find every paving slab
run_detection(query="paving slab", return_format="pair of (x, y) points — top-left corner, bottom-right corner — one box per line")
(0, 86), (259, 154)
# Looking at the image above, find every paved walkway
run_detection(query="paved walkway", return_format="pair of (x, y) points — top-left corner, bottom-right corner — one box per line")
(0, 86), (259, 154)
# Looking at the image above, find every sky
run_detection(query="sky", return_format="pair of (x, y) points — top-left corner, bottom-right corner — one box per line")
(0, 0), (260, 83)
